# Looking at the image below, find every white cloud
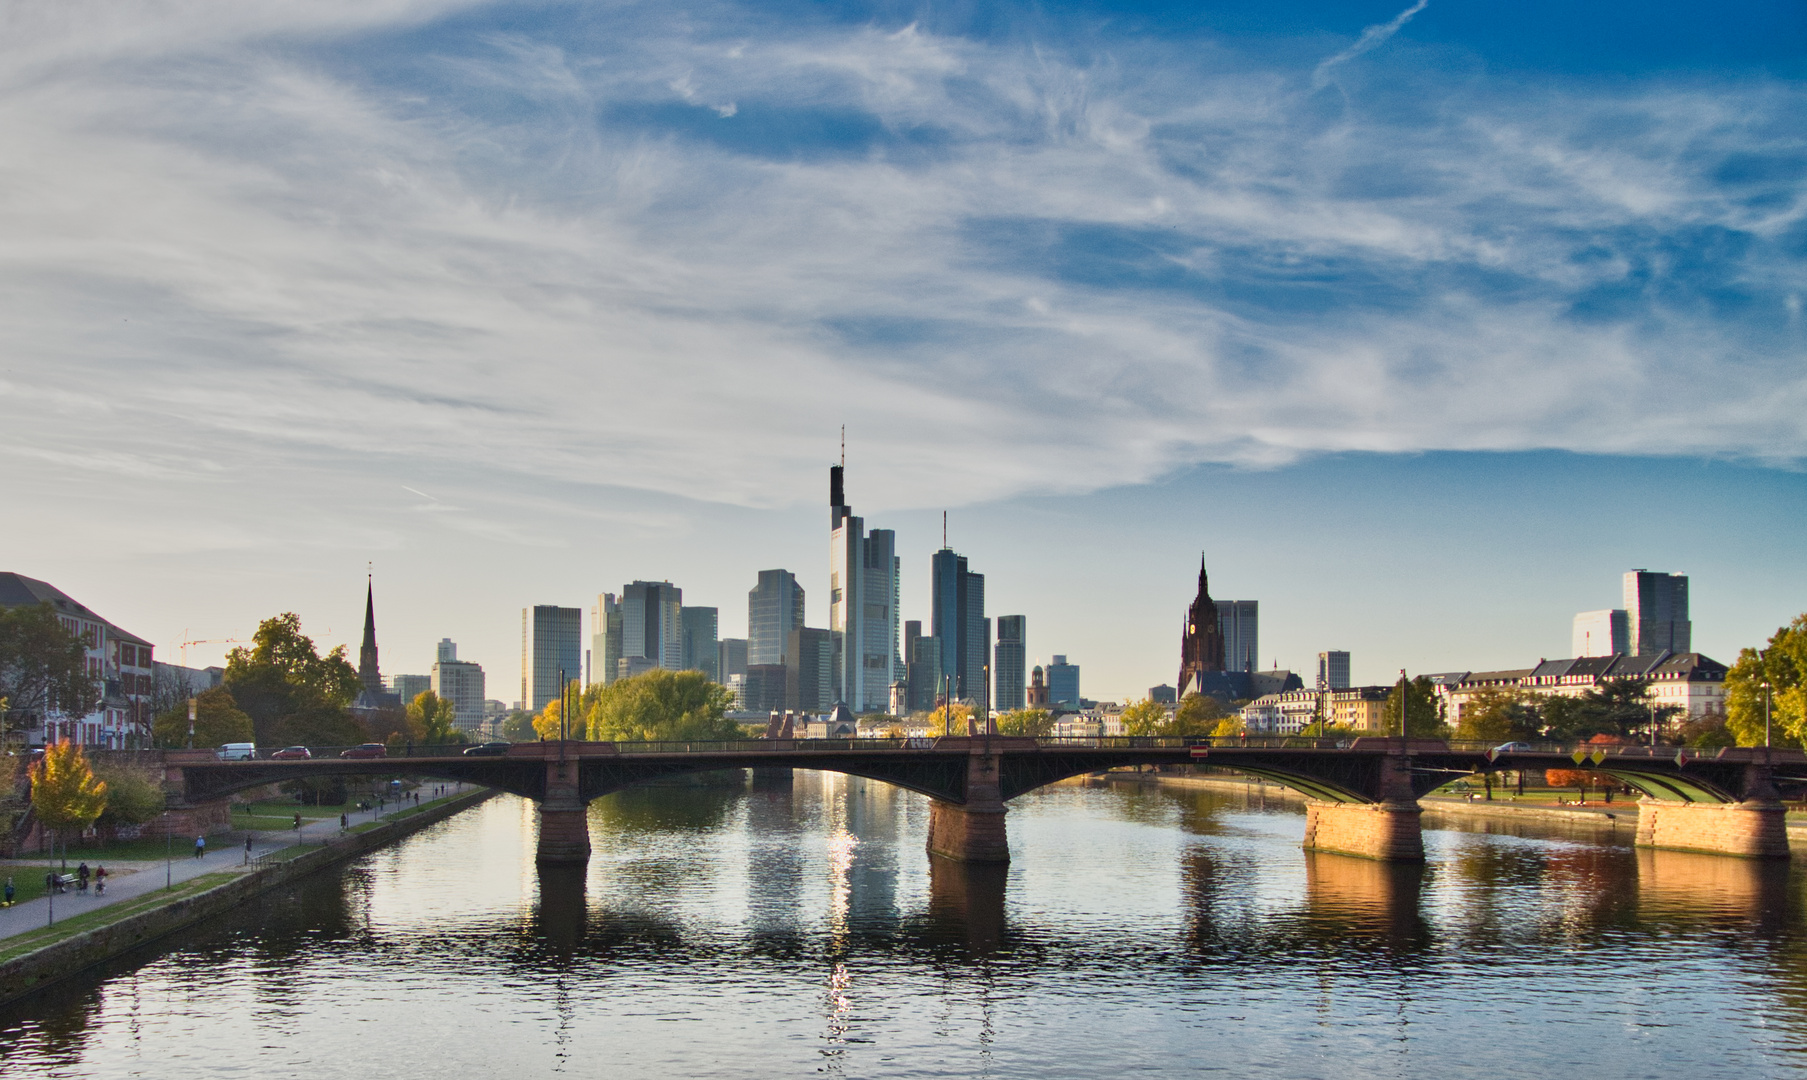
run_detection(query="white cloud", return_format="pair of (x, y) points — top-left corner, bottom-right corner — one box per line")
(0, 0), (1802, 550)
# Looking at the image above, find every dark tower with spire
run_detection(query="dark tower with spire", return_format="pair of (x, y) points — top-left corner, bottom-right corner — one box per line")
(1178, 553), (1226, 694)
(359, 575), (383, 696)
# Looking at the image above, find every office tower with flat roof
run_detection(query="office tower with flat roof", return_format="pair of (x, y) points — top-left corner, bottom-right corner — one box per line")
(787, 627), (834, 711)
(618, 581), (683, 672)
(995, 615), (1026, 711)
(1316, 651), (1351, 691)
(1217, 600), (1259, 673)
(829, 463), (900, 713)
(931, 546), (987, 703)
(1624, 570), (1690, 655)
(390, 673), (431, 705)
(718, 638), (748, 681)
(522, 605), (582, 713)
(590, 593), (622, 685)
(431, 639), (487, 734)
(681, 606), (719, 680)
(742, 664), (788, 714)
(1046, 655), (1080, 707)
(904, 621), (940, 712)
(1572, 609), (1630, 657)
(749, 570), (805, 668)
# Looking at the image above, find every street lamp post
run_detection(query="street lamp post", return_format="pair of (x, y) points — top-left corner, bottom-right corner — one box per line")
(1762, 681), (1773, 749)
(1398, 669), (1408, 739)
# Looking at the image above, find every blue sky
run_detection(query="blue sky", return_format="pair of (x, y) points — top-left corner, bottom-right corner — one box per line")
(1, 0), (1802, 702)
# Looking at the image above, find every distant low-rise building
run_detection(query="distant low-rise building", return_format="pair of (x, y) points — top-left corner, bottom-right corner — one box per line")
(1445, 652), (1727, 726)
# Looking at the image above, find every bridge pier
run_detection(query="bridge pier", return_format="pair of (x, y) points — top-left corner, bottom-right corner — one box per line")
(926, 748), (1010, 863)
(1635, 799), (1789, 858)
(1300, 749), (1423, 861)
(535, 756), (591, 864)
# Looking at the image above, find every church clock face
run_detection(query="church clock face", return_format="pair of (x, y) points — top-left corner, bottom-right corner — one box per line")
(1188, 624), (1195, 634)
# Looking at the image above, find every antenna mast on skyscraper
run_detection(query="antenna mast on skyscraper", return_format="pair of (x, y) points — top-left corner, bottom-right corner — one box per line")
(840, 425), (845, 468)
(943, 511), (947, 549)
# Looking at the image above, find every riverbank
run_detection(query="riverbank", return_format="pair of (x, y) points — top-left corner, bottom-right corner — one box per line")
(0, 786), (495, 1006)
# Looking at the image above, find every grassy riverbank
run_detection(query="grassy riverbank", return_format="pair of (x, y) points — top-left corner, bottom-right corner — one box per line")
(0, 873), (239, 964)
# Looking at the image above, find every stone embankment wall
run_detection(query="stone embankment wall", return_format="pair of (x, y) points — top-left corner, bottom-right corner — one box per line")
(0, 789), (495, 1007)
(1635, 800), (1789, 858)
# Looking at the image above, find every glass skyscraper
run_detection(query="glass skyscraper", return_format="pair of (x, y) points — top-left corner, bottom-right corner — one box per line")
(748, 570), (805, 668)
(931, 546), (987, 704)
(830, 464), (899, 713)
(522, 604), (582, 713)
(995, 615), (1026, 710)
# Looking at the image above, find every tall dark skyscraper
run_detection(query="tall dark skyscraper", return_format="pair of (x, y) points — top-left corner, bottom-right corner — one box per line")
(995, 615), (1026, 710)
(931, 546), (987, 703)
(1624, 570), (1691, 655)
(829, 462), (899, 712)
(358, 576), (383, 696)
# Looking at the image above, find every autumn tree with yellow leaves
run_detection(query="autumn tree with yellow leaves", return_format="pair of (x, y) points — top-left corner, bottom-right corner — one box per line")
(31, 739), (108, 866)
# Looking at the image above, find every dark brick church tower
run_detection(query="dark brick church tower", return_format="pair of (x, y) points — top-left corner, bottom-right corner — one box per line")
(358, 576), (383, 696)
(1177, 554), (1225, 694)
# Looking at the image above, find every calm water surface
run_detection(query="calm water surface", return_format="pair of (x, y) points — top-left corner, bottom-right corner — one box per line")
(4, 775), (1807, 1078)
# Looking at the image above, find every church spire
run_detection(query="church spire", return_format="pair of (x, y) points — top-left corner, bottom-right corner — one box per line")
(359, 574), (382, 695)
(1179, 551), (1226, 693)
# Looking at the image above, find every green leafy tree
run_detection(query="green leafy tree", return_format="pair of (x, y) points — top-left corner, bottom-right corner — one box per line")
(500, 710), (538, 742)
(1540, 678), (1659, 742)
(1455, 688), (1543, 742)
(403, 690), (465, 745)
(1119, 698), (1170, 736)
(0, 603), (101, 742)
(151, 686), (253, 748)
(223, 613), (364, 746)
(1384, 676), (1449, 738)
(577, 669), (739, 742)
(1173, 693), (1226, 734)
(1726, 614), (1807, 747)
(93, 762), (166, 827)
(996, 708), (1054, 737)
(31, 740), (108, 858)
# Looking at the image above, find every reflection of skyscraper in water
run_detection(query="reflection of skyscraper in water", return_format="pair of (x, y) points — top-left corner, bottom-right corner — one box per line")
(742, 776), (808, 944)
(837, 775), (902, 929)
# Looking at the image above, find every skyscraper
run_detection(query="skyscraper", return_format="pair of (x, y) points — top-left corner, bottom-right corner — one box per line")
(1624, 570), (1690, 655)
(681, 606), (720, 680)
(718, 638), (748, 681)
(904, 620), (940, 712)
(748, 570), (805, 667)
(1216, 600), (1259, 673)
(521, 605), (582, 713)
(1316, 651), (1351, 691)
(620, 581), (683, 674)
(829, 463), (899, 712)
(431, 639), (487, 734)
(590, 593), (621, 686)
(931, 545), (987, 703)
(786, 626), (834, 711)
(1572, 609), (1630, 657)
(995, 615), (1026, 710)
(1046, 655), (1080, 707)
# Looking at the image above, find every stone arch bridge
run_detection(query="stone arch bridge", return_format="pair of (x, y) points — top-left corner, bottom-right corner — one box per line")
(141, 737), (1805, 864)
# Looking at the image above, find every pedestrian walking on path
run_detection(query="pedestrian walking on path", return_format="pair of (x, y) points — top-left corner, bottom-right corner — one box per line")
(340, 813), (348, 831)
(4, 877), (13, 907)
(94, 866), (106, 895)
(194, 835), (205, 859)
(77, 863), (89, 893)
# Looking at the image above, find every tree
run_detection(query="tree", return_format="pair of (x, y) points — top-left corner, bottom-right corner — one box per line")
(1384, 676), (1449, 738)
(996, 708), (1053, 737)
(1541, 678), (1661, 742)
(1543, 768), (1609, 802)
(404, 690), (465, 745)
(151, 686), (253, 748)
(924, 702), (974, 737)
(93, 761), (165, 827)
(500, 710), (538, 742)
(31, 740), (108, 860)
(579, 669), (740, 742)
(1210, 715), (1245, 738)
(223, 613), (364, 746)
(1173, 693), (1226, 734)
(1726, 614), (1807, 747)
(1455, 688), (1542, 743)
(1119, 698), (1169, 736)
(0, 603), (101, 743)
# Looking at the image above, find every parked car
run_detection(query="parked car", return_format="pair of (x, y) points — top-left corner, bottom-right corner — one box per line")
(218, 743), (257, 761)
(271, 746), (312, 760)
(462, 742), (511, 757)
(340, 743), (388, 759)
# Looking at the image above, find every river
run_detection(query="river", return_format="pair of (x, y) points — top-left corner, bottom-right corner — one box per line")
(3, 773), (1806, 1078)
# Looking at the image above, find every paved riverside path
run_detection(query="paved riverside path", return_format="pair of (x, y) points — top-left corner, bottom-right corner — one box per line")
(0, 783), (470, 945)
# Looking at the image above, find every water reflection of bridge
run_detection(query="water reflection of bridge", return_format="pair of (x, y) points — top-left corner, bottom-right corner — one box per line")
(150, 737), (1805, 864)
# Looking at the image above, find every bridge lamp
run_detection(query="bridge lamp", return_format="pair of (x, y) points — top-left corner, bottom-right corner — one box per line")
(1761, 682), (1772, 749)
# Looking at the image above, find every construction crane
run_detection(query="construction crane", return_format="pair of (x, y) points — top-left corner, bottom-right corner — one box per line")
(179, 633), (246, 668)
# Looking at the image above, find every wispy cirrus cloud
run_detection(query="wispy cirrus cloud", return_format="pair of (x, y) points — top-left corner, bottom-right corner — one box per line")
(0, 0), (1802, 541)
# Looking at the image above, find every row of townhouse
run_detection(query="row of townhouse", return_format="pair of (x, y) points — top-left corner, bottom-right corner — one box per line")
(1240, 686), (1392, 735)
(1440, 651), (1727, 728)
(1, 573), (156, 748)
